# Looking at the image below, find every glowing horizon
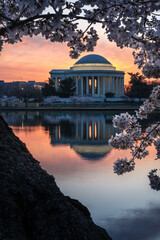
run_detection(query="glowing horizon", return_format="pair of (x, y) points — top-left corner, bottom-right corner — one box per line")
(0, 35), (141, 85)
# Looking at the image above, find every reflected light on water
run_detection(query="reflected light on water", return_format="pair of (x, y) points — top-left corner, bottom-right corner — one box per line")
(1, 110), (160, 240)
(89, 123), (92, 139)
(95, 122), (98, 139)
(58, 125), (61, 139)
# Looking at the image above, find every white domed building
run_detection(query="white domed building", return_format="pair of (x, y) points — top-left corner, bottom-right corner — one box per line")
(50, 54), (124, 97)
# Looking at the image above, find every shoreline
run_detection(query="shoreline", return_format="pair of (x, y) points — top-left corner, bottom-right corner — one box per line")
(0, 103), (141, 111)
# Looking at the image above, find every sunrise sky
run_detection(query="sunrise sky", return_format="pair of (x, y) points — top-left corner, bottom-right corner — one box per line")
(0, 34), (140, 85)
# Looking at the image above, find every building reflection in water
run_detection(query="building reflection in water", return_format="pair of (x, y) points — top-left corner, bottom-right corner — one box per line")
(1, 111), (121, 161)
(48, 113), (120, 160)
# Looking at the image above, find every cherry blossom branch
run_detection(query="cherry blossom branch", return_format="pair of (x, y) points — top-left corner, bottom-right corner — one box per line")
(0, 13), (104, 36)
(110, 86), (160, 180)
(132, 121), (160, 160)
(0, 0), (159, 77)
(0, 12), (14, 22)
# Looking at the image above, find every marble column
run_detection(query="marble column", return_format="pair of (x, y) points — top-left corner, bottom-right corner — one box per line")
(103, 76), (105, 96)
(86, 76), (89, 95)
(112, 77), (115, 93)
(116, 77), (119, 96)
(98, 76), (100, 96)
(92, 77), (94, 96)
(120, 77), (123, 95)
(76, 76), (78, 95)
(122, 77), (124, 95)
(108, 76), (110, 92)
(81, 77), (83, 96)
(119, 77), (121, 95)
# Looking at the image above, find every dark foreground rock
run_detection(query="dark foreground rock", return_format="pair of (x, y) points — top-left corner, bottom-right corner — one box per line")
(0, 116), (111, 240)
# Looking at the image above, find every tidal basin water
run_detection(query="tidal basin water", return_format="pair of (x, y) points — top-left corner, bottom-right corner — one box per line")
(1, 110), (160, 240)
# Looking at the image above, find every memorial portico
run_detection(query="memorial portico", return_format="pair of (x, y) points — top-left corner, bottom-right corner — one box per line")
(50, 54), (125, 97)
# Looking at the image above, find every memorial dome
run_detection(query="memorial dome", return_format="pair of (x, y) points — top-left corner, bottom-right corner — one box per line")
(75, 54), (111, 65)
(71, 54), (116, 71)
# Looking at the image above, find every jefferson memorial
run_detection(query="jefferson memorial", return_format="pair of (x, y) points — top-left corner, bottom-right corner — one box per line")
(50, 54), (125, 97)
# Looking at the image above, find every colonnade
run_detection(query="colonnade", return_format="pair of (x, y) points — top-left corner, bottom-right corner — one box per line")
(53, 75), (124, 97)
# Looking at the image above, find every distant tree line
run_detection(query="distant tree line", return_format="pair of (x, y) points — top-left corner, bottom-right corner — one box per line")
(0, 77), (76, 100)
(0, 83), (42, 101)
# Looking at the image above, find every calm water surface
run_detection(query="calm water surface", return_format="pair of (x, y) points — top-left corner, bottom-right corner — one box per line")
(1, 110), (160, 240)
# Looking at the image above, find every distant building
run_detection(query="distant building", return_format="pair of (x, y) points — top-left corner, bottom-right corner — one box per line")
(34, 82), (44, 90)
(50, 54), (125, 97)
(0, 81), (44, 89)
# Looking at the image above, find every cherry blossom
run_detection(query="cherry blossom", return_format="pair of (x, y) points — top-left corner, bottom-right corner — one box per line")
(113, 158), (135, 175)
(154, 138), (160, 159)
(109, 132), (134, 150)
(148, 169), (160, 191)
(113, 112), (137, 130)
(110, 86), (160, 190)
(0, 0), (160, 78)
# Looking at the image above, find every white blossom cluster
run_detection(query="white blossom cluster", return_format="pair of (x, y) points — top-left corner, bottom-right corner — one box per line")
(0, 0), (160, 78)
(113, 112), (137, 130)
(136, 86), (160, 119)
(43, 96), (99, 104)
(146, 124), (160, 139)
(112, 112), (142, 140)
(132, 144), (149, 160)
(148, 169), (160, 191)
(149, 85), (160, 108)
(136, 100), (155, 119)
(154, 138), (160, 159)
(113, 158), (135, 175)
(109, 132), (134, 150)
(109, 85), (160, 190)
(0, 95), (21, 103)
(109, 112), (142, 150)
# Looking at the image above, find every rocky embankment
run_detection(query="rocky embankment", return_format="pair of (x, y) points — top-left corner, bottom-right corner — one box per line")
(0, 116), (111, 240)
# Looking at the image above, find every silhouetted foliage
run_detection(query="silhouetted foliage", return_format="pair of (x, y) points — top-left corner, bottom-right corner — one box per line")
(0, 82), (4, 97)
(42, 78), (56, 97)
(105, 92), (115, 98)
(126, 73), (153, 98)
(59, 77), (75, 98)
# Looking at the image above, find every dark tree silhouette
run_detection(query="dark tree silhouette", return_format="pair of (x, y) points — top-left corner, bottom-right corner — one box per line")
(42, 78), (56, 97)
(59, 77), (76, 98)
(126, 72), (153, 98)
